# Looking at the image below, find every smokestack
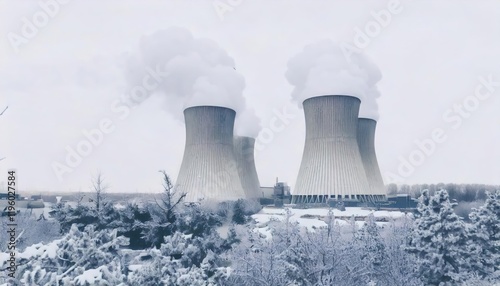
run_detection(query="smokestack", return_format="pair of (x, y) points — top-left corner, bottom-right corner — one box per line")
(176, 106), (245, 202)
(292, 95), (370, 204)
(357, 118), (386, 199)
(233, 136), (261, 199)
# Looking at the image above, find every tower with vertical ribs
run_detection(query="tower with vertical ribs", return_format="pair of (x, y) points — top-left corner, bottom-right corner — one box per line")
(292, 95), (371, 204)
(176, 106), (245, 202)
(233, 136), (261, 199)
(357, 118), (386, 200)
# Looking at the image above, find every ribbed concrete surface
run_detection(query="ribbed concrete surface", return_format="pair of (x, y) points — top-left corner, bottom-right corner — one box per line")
(293, 96), (370, 203)
(357, 118), (386, 197)
(176, 106), (245, 202)
(233, 136), (261, 199)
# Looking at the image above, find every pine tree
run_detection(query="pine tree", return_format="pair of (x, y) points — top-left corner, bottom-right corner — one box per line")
(407, 189), (471, 285)
(232, 199), (247, 225)
(468, 190), (500, 278)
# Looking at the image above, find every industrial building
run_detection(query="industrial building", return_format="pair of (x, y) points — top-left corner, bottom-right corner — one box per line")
(385, 194), (418, 209)
(175, 106), (246, 202)
(257, 179), (292, 206)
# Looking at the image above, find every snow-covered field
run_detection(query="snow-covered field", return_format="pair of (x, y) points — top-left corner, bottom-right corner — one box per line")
(252, 207), (409, 237)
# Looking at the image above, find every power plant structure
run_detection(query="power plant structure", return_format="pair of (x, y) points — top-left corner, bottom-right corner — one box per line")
(357, 118), (386, 201)
(174, 99), (388, 206)
(175, 106), (246, 202)
(233, 136), (261, 199)
(292, 95), (382, 204)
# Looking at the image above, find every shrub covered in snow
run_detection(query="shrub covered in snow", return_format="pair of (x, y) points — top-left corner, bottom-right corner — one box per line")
(468, 190), (500, 279)
(0, 225), (129, 285)
(227, 209), (421, 286)
(128, 231), (233, 285)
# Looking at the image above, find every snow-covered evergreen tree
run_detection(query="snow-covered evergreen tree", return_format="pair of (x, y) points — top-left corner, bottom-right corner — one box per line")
(468, 190), (500, 279)
(407, 189), (471, 285)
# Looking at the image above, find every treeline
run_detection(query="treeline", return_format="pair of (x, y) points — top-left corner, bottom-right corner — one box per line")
(1, 170), (498, 285)
(387, 183), (499, 202)
(49, 171), (259, 250)
(2, 189), (499, 285)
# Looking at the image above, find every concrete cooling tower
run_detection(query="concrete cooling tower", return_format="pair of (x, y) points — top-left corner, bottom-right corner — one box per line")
(292, 95), (370, 204)
(233, 136), (261, 199)
(176, 106), (246, 202)
(357, 118), (386, 200)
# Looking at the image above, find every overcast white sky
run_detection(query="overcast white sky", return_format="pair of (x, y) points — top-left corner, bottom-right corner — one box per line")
(1, 0), (499, 194)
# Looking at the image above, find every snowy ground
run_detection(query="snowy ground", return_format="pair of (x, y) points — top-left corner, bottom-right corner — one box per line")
(252, 207), (409, 237)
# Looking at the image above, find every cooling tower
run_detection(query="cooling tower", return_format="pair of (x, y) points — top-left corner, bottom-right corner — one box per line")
(176, 106), (246, 202)
(292, 95), (370, 204)
(357, 118), (386, 199)
(233, 136), (261, 199)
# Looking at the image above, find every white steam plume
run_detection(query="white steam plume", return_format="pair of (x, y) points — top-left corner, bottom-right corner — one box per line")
(285, 40), (382, 120)
(124, 27), (260, 137)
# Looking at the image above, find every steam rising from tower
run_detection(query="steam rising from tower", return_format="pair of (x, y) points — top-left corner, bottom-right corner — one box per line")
(287, 40), (386, 204)
(176, 106), (245, 202)
(285, 39), (382, 119)
(292, 95), (370, 204)
(233, 136), (261, 199)
(357, 118), (386, 198)
(124, 27), (262, 202)
(124, 27), (260, 137)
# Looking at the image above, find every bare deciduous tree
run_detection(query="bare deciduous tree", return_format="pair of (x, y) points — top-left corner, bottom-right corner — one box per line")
(0, 106), (7, 116)
(91, 172), (109, 215)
